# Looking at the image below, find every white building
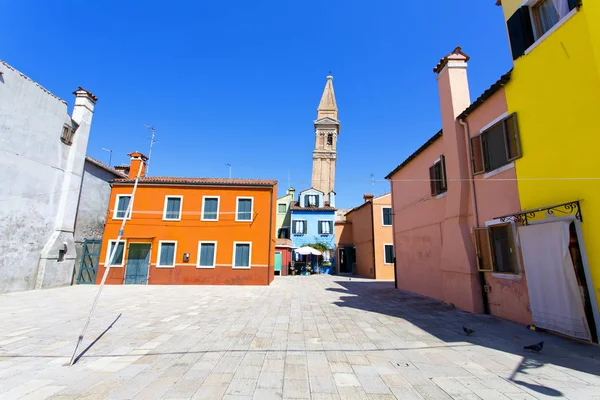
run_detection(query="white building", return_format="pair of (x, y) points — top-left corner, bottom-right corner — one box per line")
(0, 60), (97, 293)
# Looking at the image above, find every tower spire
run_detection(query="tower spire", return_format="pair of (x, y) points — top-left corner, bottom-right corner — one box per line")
(317, 75), (338, 120)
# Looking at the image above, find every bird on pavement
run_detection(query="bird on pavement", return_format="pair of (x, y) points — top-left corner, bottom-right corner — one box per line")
(524, 341), (544, 353)
(463, 326), (475, 336)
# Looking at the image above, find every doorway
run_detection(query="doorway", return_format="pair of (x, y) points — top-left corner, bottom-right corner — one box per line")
(338, 248), (350, 273)
(124, 243), (151, 285)
(274, 252), (282, 275)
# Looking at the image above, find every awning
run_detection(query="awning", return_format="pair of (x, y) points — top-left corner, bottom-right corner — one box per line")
(295, 246), (322, 256)
(495, 200), (582, 226)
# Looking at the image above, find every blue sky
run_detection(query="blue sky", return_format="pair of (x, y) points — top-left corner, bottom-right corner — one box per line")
(3, 1), (512, 209)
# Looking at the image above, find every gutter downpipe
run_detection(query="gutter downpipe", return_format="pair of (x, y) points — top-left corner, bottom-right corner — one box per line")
(459, 117), (490, 314)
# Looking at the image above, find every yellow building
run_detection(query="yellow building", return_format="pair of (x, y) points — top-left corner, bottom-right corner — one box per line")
(497, 0), (600, 342)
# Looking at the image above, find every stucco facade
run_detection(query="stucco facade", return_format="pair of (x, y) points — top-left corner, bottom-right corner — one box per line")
(275, 188), (295, 239)
(0, 60), (96, 293)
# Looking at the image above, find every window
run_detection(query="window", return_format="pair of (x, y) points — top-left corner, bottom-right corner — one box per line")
(327, 134), (333, 146)
(202, 197), (219, 221)
(382, 207), (393, 226)
(236, 197), (253, 221)
(197, 241), (217, 268)
(157, 241), (177, 267)
(293, 220), (307, 235)
(475, 224), (519, 274)
(507, 1), (578, 60)
(163, 196), (182, 221)
(233, 242), (251, 269)
(278, 227), (290, 239)
(384, 244), (394, 265)
(471, 114), (521, 175)
(61, 124), (74, 145)
(114, 195), (131, 219)
(429, 155), (447, 196)
(318, 220), (333, 235)
(305, 194), (319, 207)
(278, 203), (287, 214)
(106, 240), (125, 266)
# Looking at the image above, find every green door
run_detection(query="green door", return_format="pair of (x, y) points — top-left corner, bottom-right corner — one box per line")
(274, 252), (282, 273)
(124, 243), (151, 284)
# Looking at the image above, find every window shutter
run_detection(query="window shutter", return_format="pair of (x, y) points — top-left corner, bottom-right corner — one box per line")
(318, 221), (323, 234)
(504, 113), (522, 161)
(303, 221), (307, 234)
(470, 136), (485, 175)
(429, 165), (437, 196)
(439, 155), (447, 192)
(474, 228), (494, 272)
(507, 6), (535, 60)
(568, 0), (580, 11)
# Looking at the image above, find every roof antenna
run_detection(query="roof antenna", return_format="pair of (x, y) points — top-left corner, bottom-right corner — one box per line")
(370, 173), (375, 187)
(144, 125), (157, 175)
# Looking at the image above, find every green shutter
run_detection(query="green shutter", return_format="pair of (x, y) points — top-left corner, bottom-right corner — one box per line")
(568, 0), (581, 11)
(507, 6), (535, 60)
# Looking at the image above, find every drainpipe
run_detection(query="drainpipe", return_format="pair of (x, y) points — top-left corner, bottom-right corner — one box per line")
(370, 201), (377, 279)
(459, 118), (490, 314)
(267, 186), (274, 284)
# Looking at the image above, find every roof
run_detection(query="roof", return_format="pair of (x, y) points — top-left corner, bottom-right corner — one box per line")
(385, 129), (443, 179)
(346, 193), (392, 216)
(290, 201), (336, 211)
(335, 221), (352, 225)
(1, 59), (67, 105)
(457, 70), (512, 120)
(433, 46), (470, 74)
(299, 187), (325, 195)
(276, 238), (293, 248)
(85, 156), (128, 178)
(112, 176), (277, 187)
(317, 75), (338, 116)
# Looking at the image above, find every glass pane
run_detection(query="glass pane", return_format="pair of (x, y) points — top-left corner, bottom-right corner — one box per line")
(109, 242), (124, 265)
(383, 208), (392, 225)
(278, 204), (286, 213)
(385, 245), (394, 264)
(484, 123), (509, 171)
(165, 198), (181, 219)
(203, 198), (218, 220)
(159, 243), (175, 265)
(235, 244), (250, 267)
(535, 0), (560, 36)
(117, 196), (131, 218)
(200, 243), (215, 266)
(237, 199), (252, 220)
(490, 225), (516, 273)
(504, 115), (520, 160)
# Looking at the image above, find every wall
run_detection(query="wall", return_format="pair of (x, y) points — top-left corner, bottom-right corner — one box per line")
(345, 203), (374, 278)
(290, 210), (336, 251)
(501, 1), (600, 311)
(0, 61), (93, 293)
(466, 89), (531, 325)
(276, 191), (294, 236)
(73, 160), (120, 280)
(275, 246), (292, 276)
(96, 183), (276, 286)
(372, 194), (394, 280)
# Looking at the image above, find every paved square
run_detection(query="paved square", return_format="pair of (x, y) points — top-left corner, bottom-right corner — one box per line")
(1, 276), (600, 399)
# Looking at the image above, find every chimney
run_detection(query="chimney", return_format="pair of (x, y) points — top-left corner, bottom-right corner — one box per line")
(288, 187), (296, 197)
(127, 151), (149, 178)
(363, 193), (374, 203)
(71, 86), (97, 126)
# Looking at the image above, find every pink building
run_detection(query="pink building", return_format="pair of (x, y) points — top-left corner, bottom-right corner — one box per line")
(386, 47), (531, 325)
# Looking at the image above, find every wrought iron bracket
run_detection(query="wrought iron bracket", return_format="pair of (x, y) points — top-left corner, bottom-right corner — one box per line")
(496, 200), (582, 226)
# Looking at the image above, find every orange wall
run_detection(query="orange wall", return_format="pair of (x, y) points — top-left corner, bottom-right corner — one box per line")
(371, 195), (394, 280)
(345, 204), (374, 279)
(96, 183), (276, 286)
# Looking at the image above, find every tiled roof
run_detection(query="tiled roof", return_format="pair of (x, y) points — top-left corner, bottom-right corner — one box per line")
(276, 238), (293, 247)
(335, 220), (352, 225)
(289, 201), (336, 211)
(433, 46), (470, 74)
(385, 129), (443, 179)
(112, 176), (277, 186)
(85, 156), (127, 178)
(458, 70), (512, 120)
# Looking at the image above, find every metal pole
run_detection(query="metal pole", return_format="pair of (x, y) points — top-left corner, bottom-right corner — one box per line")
(145, 125), (157, 175)
(226, 163), (232, 179)
(68, 160), (145, 366)
(101, 148), (112, 167)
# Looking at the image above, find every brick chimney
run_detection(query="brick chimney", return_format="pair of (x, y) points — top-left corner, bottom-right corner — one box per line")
(127, 152), (148, 178)
(363, 193), (374, 203)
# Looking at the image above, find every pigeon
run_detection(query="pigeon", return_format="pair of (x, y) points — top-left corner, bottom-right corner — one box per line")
(523, 341), (544, 353)
(463, 326), (475, 336)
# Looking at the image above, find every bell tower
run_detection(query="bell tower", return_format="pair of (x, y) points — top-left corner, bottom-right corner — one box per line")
(311, 75), (340, 202)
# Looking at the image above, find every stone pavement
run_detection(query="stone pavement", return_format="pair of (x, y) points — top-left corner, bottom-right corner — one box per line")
(1, 276), (600, 399)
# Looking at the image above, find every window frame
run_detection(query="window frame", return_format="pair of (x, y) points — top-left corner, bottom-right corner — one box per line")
(197, 241), (217, 269)
(278, 227), (290, 239)
(381, 207), (393, 226)
(201, 196), (220, 221)
(232, 241), (252, 269)
(113, 194), (132, 220)
(305, 194), (319, 207)
(105, 240), (126, 267)
(235, 196), (254, 222)
(60, 124), (75, 145)
(162, 195), (183, 221)
(292, 220), (307, 235)
(474, 222), (520, 275)
(278, 203), (287, 214)
(383, 244), (394, 265)
(532, 0), (560, 38)
(157, 240), (177, 268)
(429, 155), (447, 197)
(471, 113), (521, 176)
(318, 220), (333, 235)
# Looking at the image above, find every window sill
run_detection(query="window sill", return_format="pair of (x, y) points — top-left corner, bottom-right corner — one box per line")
(491, 272), (522, 281)
(200, 219), (219, 222)
(484, 162), (515, 179)
(162, 218), (181, 222)
(232, 266), (251, 270)
(383, 263), (394, 266)
(197, 265), (216, 269)
(524, 8), (578, 56)
(105, 264), (124, 268)
(235, 219), (252, 223)
(156, 265), (175, 268)
(436, 192), (448, 200)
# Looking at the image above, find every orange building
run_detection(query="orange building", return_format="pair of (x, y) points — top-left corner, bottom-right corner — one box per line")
(96, 152), (277, 286)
